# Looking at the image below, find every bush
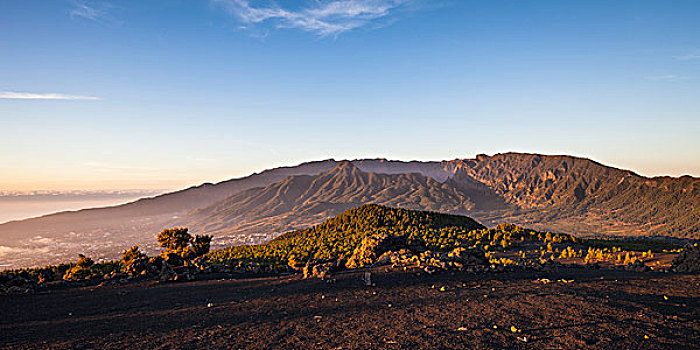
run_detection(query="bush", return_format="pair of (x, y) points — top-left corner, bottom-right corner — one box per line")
(63, 254), (95, 280)
(76, 254), (94, 268)
(157, 227), (212, 259)
(158, 227), (192, 256)
(122, 246), (146, 264)
(191, 234), (212, 257)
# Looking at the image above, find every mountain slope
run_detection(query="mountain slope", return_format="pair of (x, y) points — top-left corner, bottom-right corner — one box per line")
(1, 152), (698, 269)
(459, 153), (700, 237)
(184, 162), (477, 238)
(0, 160), (339, 268)
(187, 154), (700, 243)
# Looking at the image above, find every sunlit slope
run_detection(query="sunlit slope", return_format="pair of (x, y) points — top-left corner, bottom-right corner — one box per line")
(207, 204), (486, 266)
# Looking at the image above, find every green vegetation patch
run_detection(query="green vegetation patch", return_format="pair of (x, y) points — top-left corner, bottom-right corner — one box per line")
(207, 204), (575, 268)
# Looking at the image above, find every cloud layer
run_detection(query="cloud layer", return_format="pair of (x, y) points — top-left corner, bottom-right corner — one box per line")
(213, 0), (410, 36)
(0, 91), (100, 101)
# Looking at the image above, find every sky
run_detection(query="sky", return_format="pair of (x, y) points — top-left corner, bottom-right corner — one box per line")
(1, 0), (699, 191)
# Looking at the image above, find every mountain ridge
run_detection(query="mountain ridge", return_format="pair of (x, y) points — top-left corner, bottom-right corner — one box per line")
(185, 162), (477, 237)
(1, 152), (698, 268)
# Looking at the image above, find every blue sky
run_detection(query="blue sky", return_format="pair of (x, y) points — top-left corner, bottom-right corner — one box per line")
(1, 0), (699, 191)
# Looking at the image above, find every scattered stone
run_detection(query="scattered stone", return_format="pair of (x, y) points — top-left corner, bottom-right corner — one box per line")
(670, 244), (700, 273)
(363, 271), (372, 286)
(173, 268), (195, 281)
(374, 251), (395, 267)
(0, 272), (38, 294)
(124, 257), (151, 276)
(159, 262), (177, 281)
(424, 266), (439, 275)
(626, 259), (650, 272)
(163, 253), (186, 267)
(346, 233), (407, 268)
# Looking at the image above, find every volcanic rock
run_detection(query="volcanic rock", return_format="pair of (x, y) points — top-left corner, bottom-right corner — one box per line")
(671, 244), (700, 273)
(303, 259), (338, 279)
(346, 233), (407, 268)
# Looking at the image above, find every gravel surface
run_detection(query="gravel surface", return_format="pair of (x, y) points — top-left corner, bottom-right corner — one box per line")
(1, 267), (698, 349)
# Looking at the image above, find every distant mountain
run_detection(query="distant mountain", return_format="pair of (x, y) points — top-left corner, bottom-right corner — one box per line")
(184, 161), (476, 237)
(1, 153), (698, 268)
(457, 153), (700, 238)
(0, 159), (338, 268)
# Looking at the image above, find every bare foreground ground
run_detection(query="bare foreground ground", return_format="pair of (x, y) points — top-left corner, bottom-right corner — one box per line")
(1, 268), (699, 350)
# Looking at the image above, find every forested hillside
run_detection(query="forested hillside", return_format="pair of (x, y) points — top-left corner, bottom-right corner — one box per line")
(207, 204), (575, 268)
(207, 204), (486, 266)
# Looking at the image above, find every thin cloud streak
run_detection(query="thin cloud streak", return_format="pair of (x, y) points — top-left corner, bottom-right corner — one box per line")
(212, 0), (410, 37)
(644, 75), (684, 81)
(676, 49), (700, 60)
(0, 91), (100, 101)
(69, 0), (119, 25)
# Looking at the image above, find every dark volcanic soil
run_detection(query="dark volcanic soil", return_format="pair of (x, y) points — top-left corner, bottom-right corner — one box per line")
(1, 268), (698, 350)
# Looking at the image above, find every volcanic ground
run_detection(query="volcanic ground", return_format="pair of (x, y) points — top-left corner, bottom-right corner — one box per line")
(1, 267), (699, 349)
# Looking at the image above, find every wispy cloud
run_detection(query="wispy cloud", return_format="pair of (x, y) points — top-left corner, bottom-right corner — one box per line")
(675, 49), (700, 60)
(0, 91), (100, 101)
(69, 0), (118, 25)
(212, 0), (411, 37)
(677, 54), (700, 60)
(644, 75), (685, 82)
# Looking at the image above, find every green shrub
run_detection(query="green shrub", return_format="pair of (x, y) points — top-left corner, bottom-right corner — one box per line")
(122, 245), (146, 264)
(157, 227), (212, 258)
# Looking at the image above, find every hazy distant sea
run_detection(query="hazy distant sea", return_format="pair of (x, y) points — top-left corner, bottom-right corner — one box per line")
(0, 192), (163, 224)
